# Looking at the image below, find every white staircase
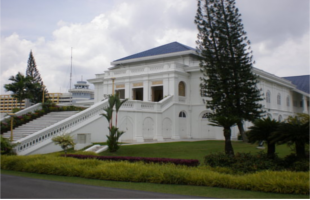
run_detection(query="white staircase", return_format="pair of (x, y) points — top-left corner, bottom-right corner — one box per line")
(2, 111), (79, 141)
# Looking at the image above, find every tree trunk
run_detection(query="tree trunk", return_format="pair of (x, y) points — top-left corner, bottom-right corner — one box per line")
(237, 121), (248, 142)
(224, 127), (234, 156)
(267, 142), (275, 159)
(295, 142), (305, 158)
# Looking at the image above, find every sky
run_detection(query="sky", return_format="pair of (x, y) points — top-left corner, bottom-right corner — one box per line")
(1, 0), (309, 94)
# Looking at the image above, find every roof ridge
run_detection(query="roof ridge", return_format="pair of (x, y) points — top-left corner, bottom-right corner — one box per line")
(282, 75), (310, 78)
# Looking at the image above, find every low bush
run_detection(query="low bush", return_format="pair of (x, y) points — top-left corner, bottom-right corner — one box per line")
(1, 155), (308, 195)
(65, 154), (200, 167)
(282, 154), (309, 172)
(0, 136), (17, 155)
(204, 151), (309, 174)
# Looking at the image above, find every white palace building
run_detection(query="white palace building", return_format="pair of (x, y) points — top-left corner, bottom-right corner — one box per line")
(8, 42), (310, 155)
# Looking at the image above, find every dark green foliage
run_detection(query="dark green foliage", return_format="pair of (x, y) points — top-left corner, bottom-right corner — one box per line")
(0, 135), (17, 155)
(4, 72), (39, 108)
(272, 116), (309, 158)
(106, 126), (124, 152)
(247, 117), (280, 158)
(195, 0), (264, 142)
(204, 151), (309, 173)
(204, 152), (235, 167)
(26, 51), (48, 103)
(282, 154), (309, 171)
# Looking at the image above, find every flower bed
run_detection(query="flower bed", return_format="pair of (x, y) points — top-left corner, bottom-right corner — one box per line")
(65, 154), (200, 167)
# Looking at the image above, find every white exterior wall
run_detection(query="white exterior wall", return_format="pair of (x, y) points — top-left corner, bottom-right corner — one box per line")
(18, 49), (309, 155)
(86, 55), (309, 144)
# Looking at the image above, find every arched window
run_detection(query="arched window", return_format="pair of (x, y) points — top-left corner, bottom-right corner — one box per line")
(266, 90), (271, 103)
(178, 81), (185, 96)
(286, 96), (290, 107)
(277, 93), (281, 105)
(179, 111), (186, 118)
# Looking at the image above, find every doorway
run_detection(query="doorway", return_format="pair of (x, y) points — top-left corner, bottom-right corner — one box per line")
(132, 88), (143, 101)
(152, 86), (163, 102)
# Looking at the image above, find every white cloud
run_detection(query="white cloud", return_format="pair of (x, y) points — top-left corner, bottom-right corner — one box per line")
(1, 0), (308, 95)
(253, 32), (309, 76)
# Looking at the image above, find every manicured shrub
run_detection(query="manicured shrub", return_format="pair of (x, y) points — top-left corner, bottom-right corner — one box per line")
(204, 151), (309, 173)
(1, 155), (309, 195)
(204, 152), (235, 167)
(64, 154), (200, 167)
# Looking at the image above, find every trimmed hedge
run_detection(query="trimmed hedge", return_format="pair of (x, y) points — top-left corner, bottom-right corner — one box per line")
(65, 154), (200, 167)
(1, 155), (309, 195)
(205, 152), (309, 173)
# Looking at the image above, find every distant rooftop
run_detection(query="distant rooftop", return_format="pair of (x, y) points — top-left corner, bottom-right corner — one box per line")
(114, 42), (196, 62)
(282, 75), (310, 94)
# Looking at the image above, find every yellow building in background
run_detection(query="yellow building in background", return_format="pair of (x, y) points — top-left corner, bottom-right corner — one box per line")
(0, 95), (25, 114)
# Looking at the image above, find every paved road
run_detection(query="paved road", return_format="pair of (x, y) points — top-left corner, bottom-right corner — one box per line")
(1, 174), (205, 199)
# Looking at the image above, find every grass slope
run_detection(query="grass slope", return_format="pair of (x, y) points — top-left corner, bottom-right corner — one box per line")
(98, 140), (292, 163)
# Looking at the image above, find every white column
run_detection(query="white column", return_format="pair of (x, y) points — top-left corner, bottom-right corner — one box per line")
(302, 95), (308, 113)
(163, 74), (169, 97)
(125, 81), (130, 99)
(143, 77), (149, 102)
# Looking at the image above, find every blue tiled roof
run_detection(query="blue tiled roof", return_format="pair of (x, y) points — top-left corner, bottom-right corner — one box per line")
(282, 75), (310, 94)
(114, 42), (195, 62)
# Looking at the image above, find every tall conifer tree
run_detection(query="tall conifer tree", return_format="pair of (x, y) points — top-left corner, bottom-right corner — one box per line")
(26, 51), (48, 103)
(195, 0), (264, 142)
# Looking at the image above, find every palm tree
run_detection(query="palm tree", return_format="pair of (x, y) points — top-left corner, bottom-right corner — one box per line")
(272, 116), (309, 158)
(101, 95), (127, 152)
(209, 116), (239, 156)
(247, 117), (279, 158)
(4, 72), (36, 108)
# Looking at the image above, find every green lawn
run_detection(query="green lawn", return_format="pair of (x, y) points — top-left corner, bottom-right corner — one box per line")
(1, 170), (308, 199)
(98, 140), (292, 163)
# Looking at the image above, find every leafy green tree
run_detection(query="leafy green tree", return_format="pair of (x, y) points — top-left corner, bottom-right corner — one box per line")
(195, 0), (264, 142)
(247, 117), (279, 158)
(272, 115), (309, 158)
(4, 72), (38, 108)
(26, 50), (48, 103)
(209, 115), (239, 156)
(52, 134), (75, 156)
(101, 94), (128, 152)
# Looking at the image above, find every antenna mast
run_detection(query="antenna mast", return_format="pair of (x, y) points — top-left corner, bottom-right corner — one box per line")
(70, 47), (72, 90)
